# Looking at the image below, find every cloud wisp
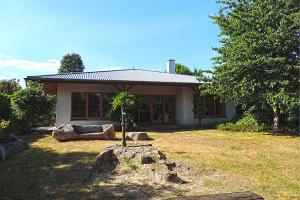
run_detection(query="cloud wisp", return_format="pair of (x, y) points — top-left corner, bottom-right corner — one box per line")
(0, 55), (59, 73)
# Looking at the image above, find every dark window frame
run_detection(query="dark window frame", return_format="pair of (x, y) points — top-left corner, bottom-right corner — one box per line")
(71, 92), (114, 121)
(193, 94), (226, 119)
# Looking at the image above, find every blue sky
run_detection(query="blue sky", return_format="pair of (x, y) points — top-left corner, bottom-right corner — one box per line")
(0, 0), (221, 86)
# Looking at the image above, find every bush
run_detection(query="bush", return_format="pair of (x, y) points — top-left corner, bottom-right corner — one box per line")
(0, 119), (10, 140)
(11, 82), (56, 134)
(0, 93), (11, 120)
(218, 113), (265, 132)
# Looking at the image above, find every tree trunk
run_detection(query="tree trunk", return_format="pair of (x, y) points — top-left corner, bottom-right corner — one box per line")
(121, 105), (126, 147)
(272, 107), (280, 132)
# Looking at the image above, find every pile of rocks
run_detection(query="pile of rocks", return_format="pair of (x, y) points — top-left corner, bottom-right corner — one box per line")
(93, 144), (185, 183)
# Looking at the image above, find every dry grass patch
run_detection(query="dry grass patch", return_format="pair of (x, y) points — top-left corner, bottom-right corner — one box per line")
(0, 130), (299, 199)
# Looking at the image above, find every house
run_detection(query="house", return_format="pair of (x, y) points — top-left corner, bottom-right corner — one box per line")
(25, 59), (236, 126)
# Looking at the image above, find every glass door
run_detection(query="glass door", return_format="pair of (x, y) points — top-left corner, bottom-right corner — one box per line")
(164, 96), (175, 123)
(152, 96), (164, 123)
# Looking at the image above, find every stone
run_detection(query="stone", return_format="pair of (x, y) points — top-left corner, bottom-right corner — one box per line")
(73, 125), (103, 134)
(165, 172), (178, 183)
(126, 132), (149, 141)
(52, 124), (77, 141)
(0, 136), (26, 160)
(52, 124), (115, 141)
(167, 191), (264, 200)
(93, 148), (118, 172)
(164, 161), (176, 171)
(140, 155), (155, 164)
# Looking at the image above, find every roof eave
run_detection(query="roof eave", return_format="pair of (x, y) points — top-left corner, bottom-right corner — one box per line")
(25, 77), (200, 86)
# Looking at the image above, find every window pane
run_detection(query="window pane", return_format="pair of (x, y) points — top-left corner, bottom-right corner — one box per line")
(137, 97), (150, 123)
(216, 99), (226, 116)
(88, 93), (101, 118)
(103, 94), (114, 119)
(164, 96), (175, 122)
(204, 95), (215, 116)
(72, 93), (86, 118)
(152, 96), (163, 122)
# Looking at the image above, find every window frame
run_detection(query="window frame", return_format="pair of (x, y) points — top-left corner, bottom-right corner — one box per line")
(193, 94), (226, 119)
(71, 92), (114, 121)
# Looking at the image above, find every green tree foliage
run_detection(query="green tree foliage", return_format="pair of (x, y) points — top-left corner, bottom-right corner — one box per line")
(58, 53), (85, 73)
(108, 91), (137, 128)
(175, 63), (193, 75)
(211, 0), (299, 131)
(0, 79), (21, 95)
(0, 93), (11, 120)
(11, 82), (56, 134)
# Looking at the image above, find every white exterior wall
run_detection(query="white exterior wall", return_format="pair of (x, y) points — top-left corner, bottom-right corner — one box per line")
(55, 83), (236, 126)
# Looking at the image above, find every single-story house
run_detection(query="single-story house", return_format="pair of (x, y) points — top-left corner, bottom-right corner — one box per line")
(25, 59), (236, 126)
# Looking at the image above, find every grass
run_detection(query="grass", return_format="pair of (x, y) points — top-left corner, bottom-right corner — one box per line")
(0, 130), (299, 199)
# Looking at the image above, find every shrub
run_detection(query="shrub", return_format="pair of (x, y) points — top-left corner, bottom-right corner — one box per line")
(11, 82), (56, 134)
(0, 93), (11, 120)
(0, 119), (10, 140)
(218, 113), (265, 132)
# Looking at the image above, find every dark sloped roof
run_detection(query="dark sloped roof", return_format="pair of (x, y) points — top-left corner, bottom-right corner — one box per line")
(26, 69), (200, 85)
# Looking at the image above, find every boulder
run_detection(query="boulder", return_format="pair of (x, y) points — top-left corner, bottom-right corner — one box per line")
(52, 124), (115, 141)
(0, 135), (26, 160)
(93, 148), (118, 172)
(52, 124), (77, 141)
(126, 132), (149, 141)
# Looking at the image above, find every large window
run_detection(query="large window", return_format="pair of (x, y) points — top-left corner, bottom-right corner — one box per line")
(71, 93), (86, 119)
(71, 92), (113, 120)
(193, 94), (226, 118)
(135, 95), (176, 124)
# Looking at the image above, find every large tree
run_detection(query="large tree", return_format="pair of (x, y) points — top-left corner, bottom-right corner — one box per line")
(175, 63), (193, 75)
(0, 79), (21, 95)
(211, 0), (299, 131)
(58, 53), (85, 73)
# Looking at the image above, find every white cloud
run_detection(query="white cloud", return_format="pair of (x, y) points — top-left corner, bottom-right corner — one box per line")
(0, 74), (8, 79)
(0, 56), (59, 73)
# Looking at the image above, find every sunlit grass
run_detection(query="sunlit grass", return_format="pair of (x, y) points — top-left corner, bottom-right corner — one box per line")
(0, 130), (299, 199)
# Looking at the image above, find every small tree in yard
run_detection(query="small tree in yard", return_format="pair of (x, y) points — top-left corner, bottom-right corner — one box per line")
(58, 53), (85, 73)
(211, 0), (299, 131)
(11, 82), (56, 134)
(108, 91), (136, 147)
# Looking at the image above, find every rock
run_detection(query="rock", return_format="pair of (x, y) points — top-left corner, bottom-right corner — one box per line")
(165, 172), (178, 183)
(164, 161), (176, 171)
(52, 124), (77, 141)
(73, 125), (103, 134)
(52, 124), (115, 141)
(94, 144), (166, 171)
(93, 148), (118, 172)
(126, 132), (149, 141)
(167, 191), (264, 200)
(140, 155), (155, 164)
(0, 136), (26, 160)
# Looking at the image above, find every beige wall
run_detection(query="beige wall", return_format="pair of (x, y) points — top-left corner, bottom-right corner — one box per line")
(55, 83), (236, 126)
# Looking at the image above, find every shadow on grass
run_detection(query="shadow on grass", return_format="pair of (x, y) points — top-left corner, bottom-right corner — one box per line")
(262, 132), (299, 138)
(0, 141), (180, 200)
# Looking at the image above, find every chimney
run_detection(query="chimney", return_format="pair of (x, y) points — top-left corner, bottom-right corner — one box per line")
(166, 59), (175, 73)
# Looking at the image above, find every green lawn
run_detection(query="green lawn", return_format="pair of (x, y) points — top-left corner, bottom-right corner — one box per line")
(0, 130), (299, 199)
